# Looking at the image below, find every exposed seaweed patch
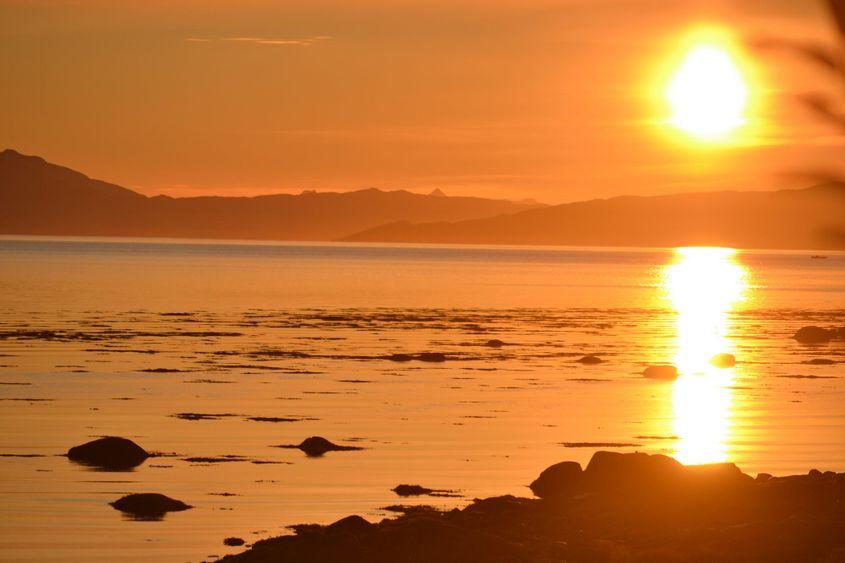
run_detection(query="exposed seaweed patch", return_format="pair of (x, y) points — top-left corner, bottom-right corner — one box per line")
(0, 398), (54, 402)
(171, 413), (241, 421)
(183, 379), (236, 384)
(560, 442), (641, 448)
(777, 375), (837, 379)
(802, 358), (836, 365)
(567, 378), (613, 382)
(245, 416), (317, 423)
(183, 455), (249, 463)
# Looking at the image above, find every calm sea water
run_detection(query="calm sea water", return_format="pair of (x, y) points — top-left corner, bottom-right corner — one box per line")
(0, 236), (843, 562)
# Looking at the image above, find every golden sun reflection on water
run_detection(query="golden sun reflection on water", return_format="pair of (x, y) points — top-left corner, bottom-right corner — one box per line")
(662, 247), (748, 465)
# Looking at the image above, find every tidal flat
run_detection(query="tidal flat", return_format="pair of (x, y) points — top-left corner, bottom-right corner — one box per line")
(0, 238), (842, 561)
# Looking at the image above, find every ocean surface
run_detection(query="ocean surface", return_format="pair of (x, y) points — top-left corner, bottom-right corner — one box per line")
(0, 236), (843, 562)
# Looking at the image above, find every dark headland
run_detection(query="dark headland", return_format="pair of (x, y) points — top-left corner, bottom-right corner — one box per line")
(0, 149), (540, 242)
(221, 451), (845, 563)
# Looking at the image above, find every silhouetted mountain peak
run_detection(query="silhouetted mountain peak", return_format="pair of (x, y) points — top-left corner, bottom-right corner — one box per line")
(429, 188), (447, 197)
(1, 148), (46, 165)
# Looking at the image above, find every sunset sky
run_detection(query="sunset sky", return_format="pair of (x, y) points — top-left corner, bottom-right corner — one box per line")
(1, 0), (842, 202)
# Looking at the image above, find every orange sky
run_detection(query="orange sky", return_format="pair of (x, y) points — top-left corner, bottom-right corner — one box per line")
(1, 0), (842, 203)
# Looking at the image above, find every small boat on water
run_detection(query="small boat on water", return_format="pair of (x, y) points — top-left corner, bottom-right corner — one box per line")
(811, 255), (829, 259)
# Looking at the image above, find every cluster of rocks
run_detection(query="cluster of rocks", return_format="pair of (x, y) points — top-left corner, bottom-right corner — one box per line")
(221, 451), (845, 562)
(66, 437), (191, 520)
(66, 434), (363, 520)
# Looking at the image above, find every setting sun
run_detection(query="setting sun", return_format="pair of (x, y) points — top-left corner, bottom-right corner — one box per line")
(666, 43), (749, 141)
(2, 2), (845, 562)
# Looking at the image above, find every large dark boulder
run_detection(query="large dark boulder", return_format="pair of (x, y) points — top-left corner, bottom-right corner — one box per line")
(582, 451), (685, 494)
(67, 436), (149, 470)
(683, 462), (754, 499)
(110, 493), (191, 520)
(529, 461), (583, 499)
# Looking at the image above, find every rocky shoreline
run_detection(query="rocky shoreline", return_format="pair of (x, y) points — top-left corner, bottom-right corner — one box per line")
(220, 451), (845, 562)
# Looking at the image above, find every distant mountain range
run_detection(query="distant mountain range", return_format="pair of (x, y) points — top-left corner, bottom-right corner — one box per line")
(2, 148), (843, 249)
(345, 184), (845, 250)
(0, 149), (541, 241)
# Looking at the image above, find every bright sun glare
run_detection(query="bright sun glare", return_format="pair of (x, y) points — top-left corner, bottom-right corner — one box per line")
(663, 247), (748, 465)
(666, 43), (749, 141)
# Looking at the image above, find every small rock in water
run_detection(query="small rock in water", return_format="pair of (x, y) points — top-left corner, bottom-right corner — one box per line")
(577, 355), (604, 365)
(392, 484), (433, 496)
(484, 339), (506, 348)
(709, 353), (736, 368)
(793, 326), (834, 344)
(224, 537), (246, 546)
(278, 436), (364, 457)
(67, 436), (149, 470)
(642, 364), (678, 380)
(110, 493), (191, 520)
(391, 484), (459, 497)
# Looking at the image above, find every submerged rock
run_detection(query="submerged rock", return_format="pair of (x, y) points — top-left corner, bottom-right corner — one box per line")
(642, 364), (678, 380)
(793, 326), (835, 344)
(224, 537), (246, 547)
(392, 484), (434, 496)
(391, 484), (459, 497)
(110, 493), (191, 519)
(576, 355), (604, 365)
(709, 352), (736, 368)
(277, 436), (364, 457)
(67, 436), (149, 470)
